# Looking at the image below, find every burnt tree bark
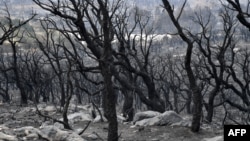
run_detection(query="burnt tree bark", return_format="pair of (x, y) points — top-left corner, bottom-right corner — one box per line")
(32, 0), (120, 140)
(162, 0), (202, 132)
(0, 3), (35, 104)
(226, 0), (250, 30)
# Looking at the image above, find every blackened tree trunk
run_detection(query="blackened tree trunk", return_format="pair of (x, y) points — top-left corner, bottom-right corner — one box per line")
(0, 73), (10, 103)
(32, 0), (121, 140)
(10, 40), (28, 104)
(101, 62), (118, 141)
(162, 0), (202, 132)
(204, 86), (220, 122)
(226, 0), (250, 30)
(206, 95), (215, 122)
(59, 78), (66, 107)
(144, 78), (165, 113)
(122, 90), (134, 121)
(100, 3), (118, 139)
(116, 35), (135, 121)
(186, 90), (192, 114)
(0, 3), (34, 104)
(185, 43), (202, 132)
(100, 19), (118, 139)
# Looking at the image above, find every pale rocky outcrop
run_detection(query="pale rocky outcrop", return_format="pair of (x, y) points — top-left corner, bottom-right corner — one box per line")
(133, 111), (161, 123)
(134, 111), (183, 126)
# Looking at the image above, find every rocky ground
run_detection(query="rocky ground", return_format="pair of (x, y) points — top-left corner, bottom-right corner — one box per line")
(0, 103), (223, 141)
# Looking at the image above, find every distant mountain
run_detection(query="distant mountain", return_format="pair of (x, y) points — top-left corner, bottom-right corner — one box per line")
(5, 0), (220, 8)
(5, 0), (33, 5)
(6, 0), (248, 17)
(131, 0), (220, 9)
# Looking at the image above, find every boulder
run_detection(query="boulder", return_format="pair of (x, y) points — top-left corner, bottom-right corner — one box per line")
(157, 111), (183, 125)
(135, 116), (159, 126)
(18, 107), (36, 113)
(171, 119), (192, 127)
(39, 125), (87, 141)
(22, 133), (39, 141)
(53, 122), (64, 129)
(75, 105), (95, 114)
(14, 126), (43, 141)
(59, 112), (92, 125)
(93, 115), (107, 123)
(0, 132), (18, 141)
(13, 125), (87, 141)
(117, 115), (127, 123)
(86, 132), (99, 140)
(0, 124), (10, 131)
(135, 111), (183, 126)
(67, 112), (92, 123)
(43, 105), (57, 112)
(0, 125), (15, 136)
(133, 111), (161, 123)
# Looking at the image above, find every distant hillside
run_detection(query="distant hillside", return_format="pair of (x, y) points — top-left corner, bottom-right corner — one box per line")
(2, 0), (241, 18)
(6, 0), (33, 5)
(131, 0), (220, 10)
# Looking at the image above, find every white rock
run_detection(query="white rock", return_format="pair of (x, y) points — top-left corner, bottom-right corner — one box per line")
(40, 126), (86, 141)
(76, 105), (92, 111)
(171, 119), (192, 127)
(0, 125), (10, 131)
(0, 113), (12, 118)
(135, 111), (183, 126)
(43, 105), (57, 112)
(22, 133), (39, 141)
(117, 115), (127, 123)
(133, 111), (161, 123)
(93, 115), (107, 123)
(130, 125), (137, 128)
(14, 126), (51, 141)
(157, 111), (183, 125)
(57, 112), (93, 126)
(74, 128), (83, 134)
(202, 136), (223, 141)
(87, 132), (98, 140)
(37, 103), (47, 110)
(53, 122), (64, 129)
(14, 126), (42, 138)
(19, 107), (36, 113)
(0, 132), (18, 141)
(40, 121), (51, 128)
(13, 125), (87, 141)
(135, 117), (159, 126)
(68, 112), (92, 121)
(0, 125), (14, 135)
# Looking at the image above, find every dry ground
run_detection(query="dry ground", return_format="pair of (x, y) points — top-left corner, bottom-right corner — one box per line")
(78, 121), (222, 141)
(0, 104), (223, 141)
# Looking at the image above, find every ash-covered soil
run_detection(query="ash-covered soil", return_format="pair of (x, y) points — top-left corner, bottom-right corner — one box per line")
(79, 121), (223, 141)
(0, 103), (223, 141)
